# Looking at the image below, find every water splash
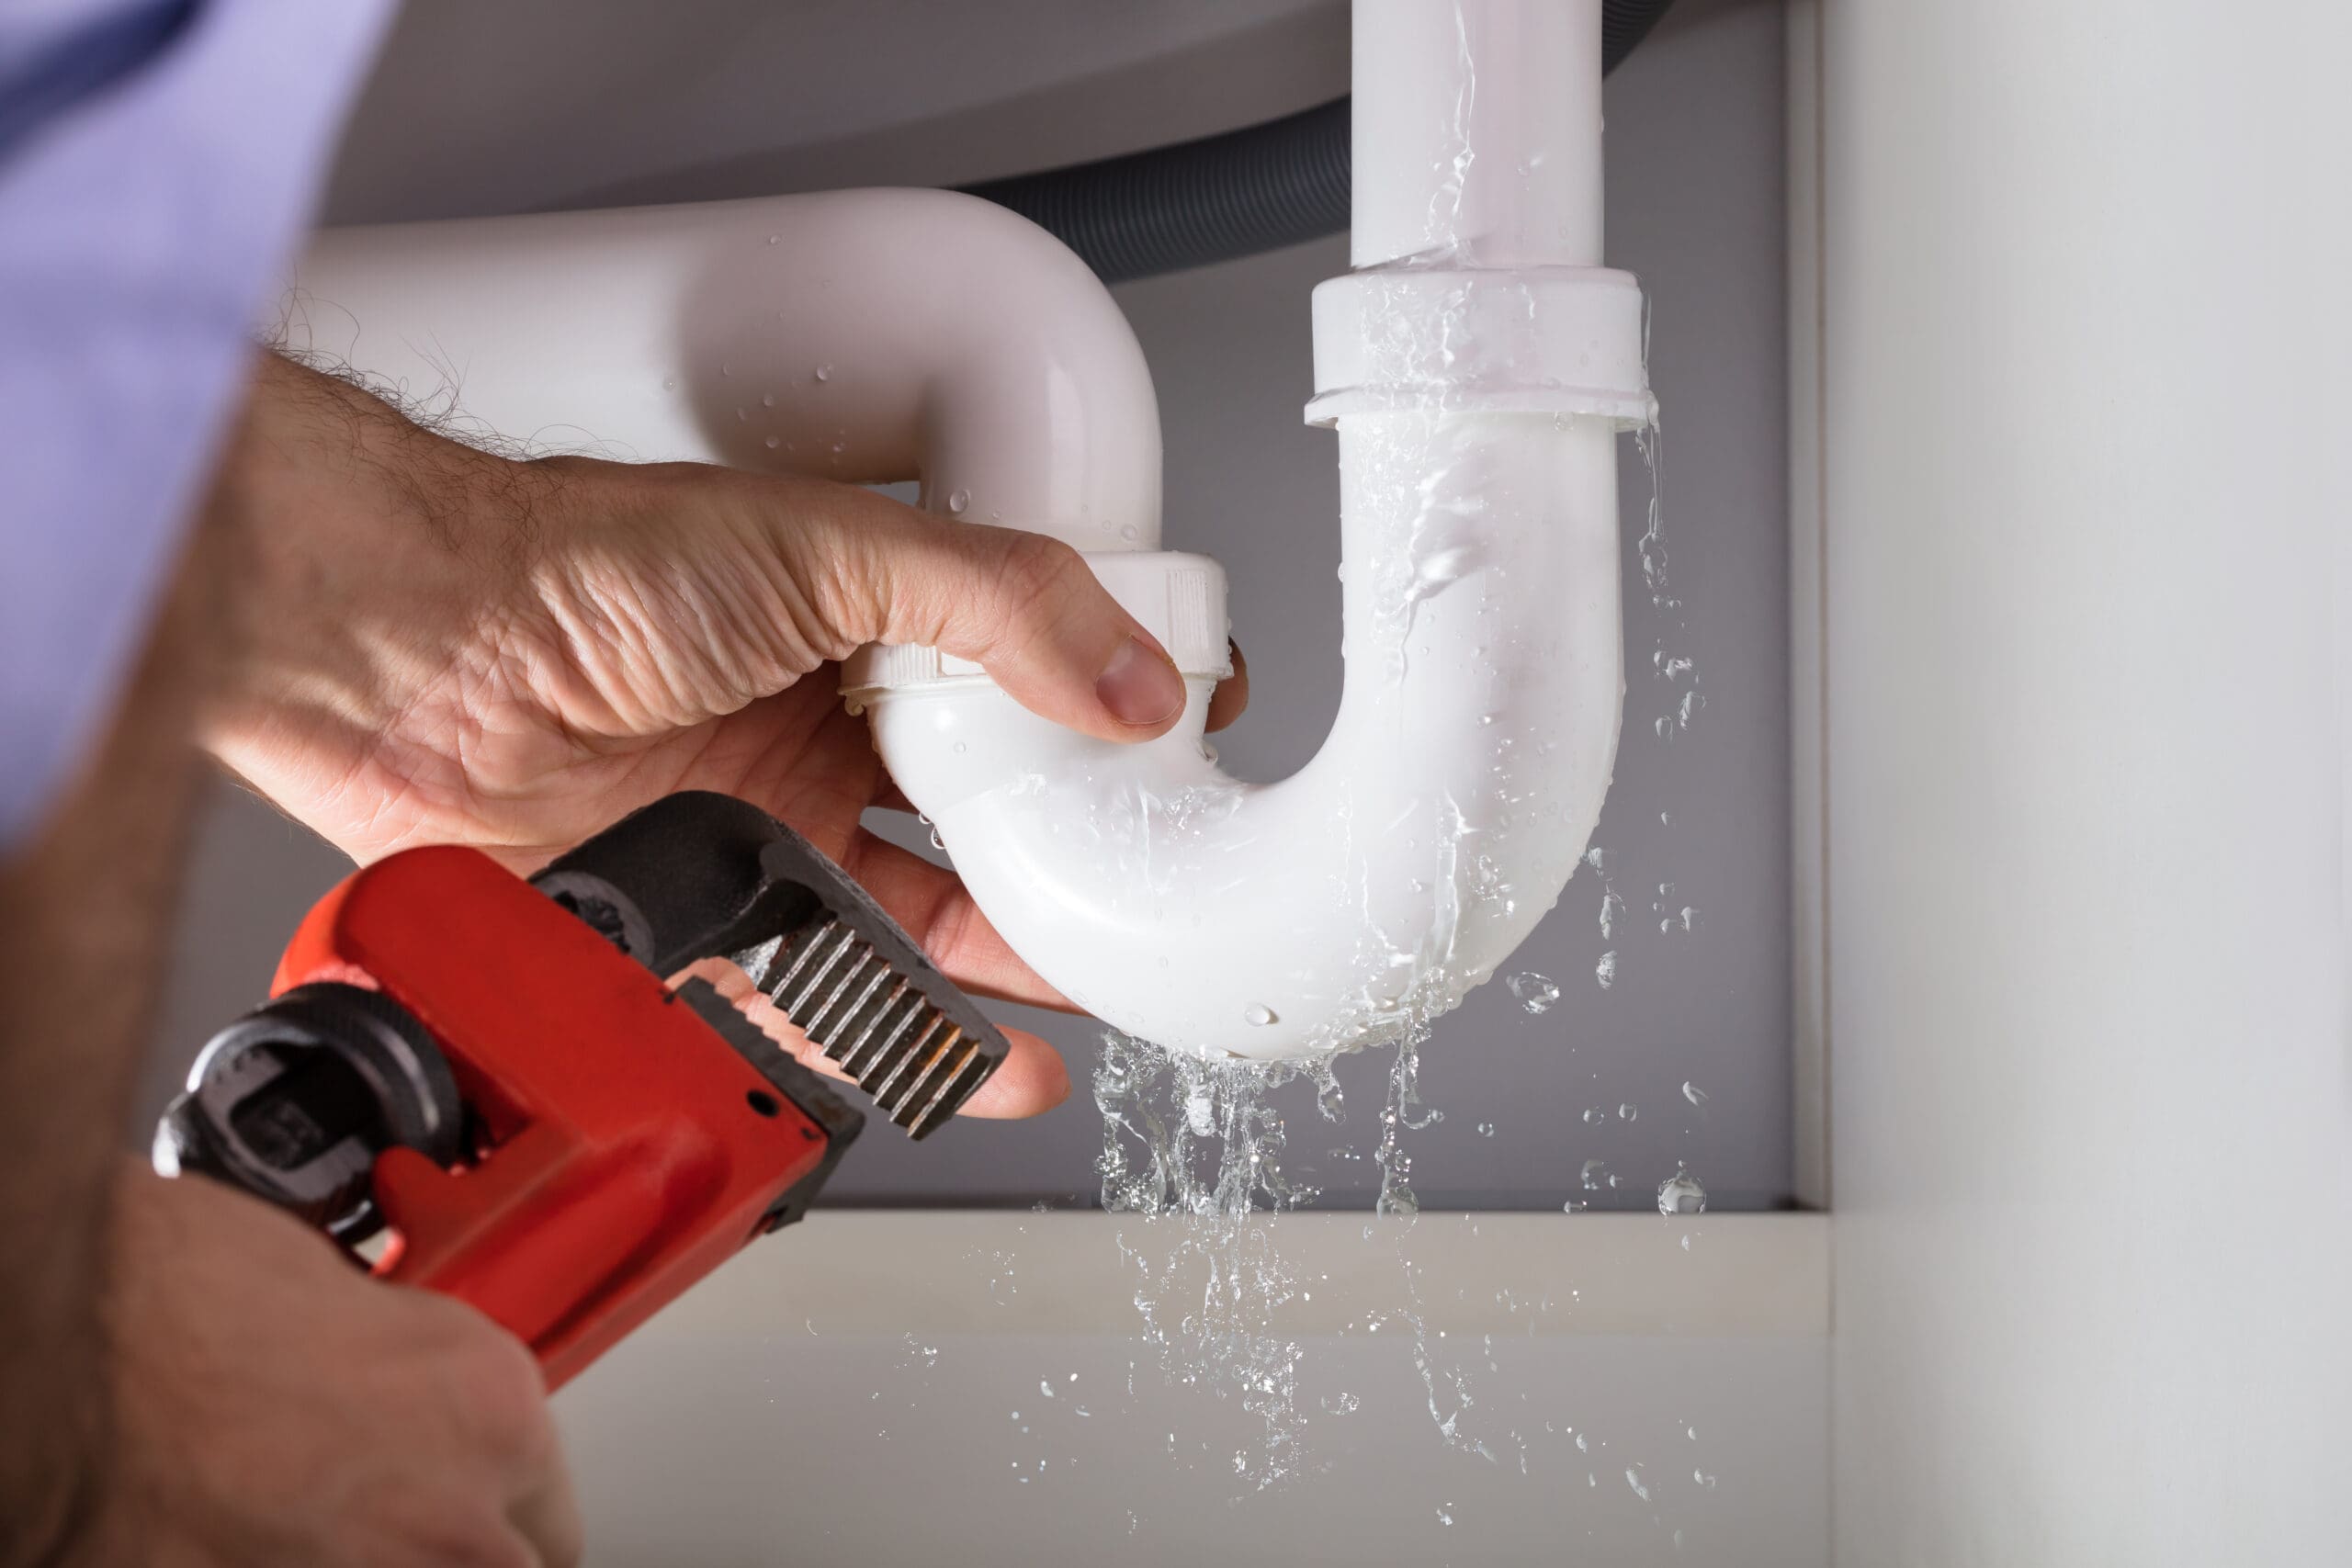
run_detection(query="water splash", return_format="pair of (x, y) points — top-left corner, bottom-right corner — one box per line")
(1374, 1028), (1442, 1218)
(1095, 1032), (1325, 1489)
(1505, 970), (1560, 1013)
(1657, 1168), (1708, 1216)
(1586, 846), (1628, 942)
(1094, 1021), (1504, 1485)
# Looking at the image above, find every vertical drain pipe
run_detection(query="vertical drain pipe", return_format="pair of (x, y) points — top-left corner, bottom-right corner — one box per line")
(1348, 0), (1606, 271)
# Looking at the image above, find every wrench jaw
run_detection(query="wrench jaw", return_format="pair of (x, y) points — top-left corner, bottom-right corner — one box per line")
(531, 792), (1012, 1140)
(733, 919), (995, 1139)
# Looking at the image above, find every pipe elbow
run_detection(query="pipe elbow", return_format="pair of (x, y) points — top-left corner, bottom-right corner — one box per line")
(666, 188), (1163, 549)
(865, 412), (1627, 1063)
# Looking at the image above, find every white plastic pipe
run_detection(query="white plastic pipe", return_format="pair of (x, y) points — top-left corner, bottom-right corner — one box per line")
(876, 409), (1625, 1059)
(1351, 0), (1606, 268)
(288, 189), (1160, 553)
(288, 0), (1646, 1063)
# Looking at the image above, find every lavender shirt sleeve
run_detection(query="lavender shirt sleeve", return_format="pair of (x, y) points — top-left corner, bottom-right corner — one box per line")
(0, 0), (391, 849)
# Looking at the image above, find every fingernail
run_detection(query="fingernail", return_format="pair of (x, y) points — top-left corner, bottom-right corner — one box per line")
(1095, 636), (1184, 728)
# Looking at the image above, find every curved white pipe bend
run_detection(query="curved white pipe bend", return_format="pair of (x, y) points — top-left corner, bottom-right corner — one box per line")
(292, 0), (1643, 1065)
(869, 412), (1623, 1061)
(290, 189), (1161, 550)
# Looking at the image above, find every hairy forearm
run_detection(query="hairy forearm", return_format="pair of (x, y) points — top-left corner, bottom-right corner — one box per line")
(0, 469), (231, 1562)
(200, 354), (558, 850)
(202, 355), (516, 726)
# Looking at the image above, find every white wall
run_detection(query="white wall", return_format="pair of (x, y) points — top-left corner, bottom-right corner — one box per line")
(1807, 2), (2352, 1561)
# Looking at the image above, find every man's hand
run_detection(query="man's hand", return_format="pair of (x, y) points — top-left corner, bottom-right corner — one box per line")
(98, 1168), (582, 1568)
(205, 355), (1247, 1118)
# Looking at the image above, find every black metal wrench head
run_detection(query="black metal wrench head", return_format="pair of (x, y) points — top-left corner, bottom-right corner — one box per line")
(530, 792), (1011, 1138)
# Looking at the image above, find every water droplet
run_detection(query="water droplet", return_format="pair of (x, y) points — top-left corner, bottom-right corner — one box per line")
(662, 376), (676, 391)
(947, 488), (971, 514)
(1580, 1158), (1607, 1191)
(1679, 906), (1697, 932)
(1039, 1379), (1055, 1398)
(1618, 1102), (1637, 1122)
(954, 740), (968, 754)
(928, 829), (945, 850)
(1658, 1168), (1707, 1215)
(1244, 1003), (1276, 1026)
(760, 391), (775, 408)
(763, 434), (780, 449)
(1505, 971), (1559, 1013)
(1595, 951), (1618, 988)
(813, 364), (832, 382)
(1436, 1506), (1453, 1527)
(1118, 524), (1139, 542)
(1682, 1081), (1707, 1108)
(1626, 1468), (1650, 1503)
(766, 233), (780, 245)
(1581, 1107), (1606, 1125)
(1695, 1470), (1717, 1490)
(1476, 1122), (1496, 1138)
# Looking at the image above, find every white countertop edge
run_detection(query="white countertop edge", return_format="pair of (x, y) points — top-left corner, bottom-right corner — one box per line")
(633, 1210), (1831, 1342)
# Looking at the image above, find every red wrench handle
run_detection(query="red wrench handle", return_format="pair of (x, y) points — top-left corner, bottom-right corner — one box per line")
(277, 847), (848, 1390)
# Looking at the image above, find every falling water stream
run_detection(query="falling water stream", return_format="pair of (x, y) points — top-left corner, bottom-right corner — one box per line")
(1043, 402), (1725, 1514)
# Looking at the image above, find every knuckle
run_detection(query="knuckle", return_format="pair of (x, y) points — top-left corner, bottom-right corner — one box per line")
(990, 530), (1088, 617)
(970, 533), (1105, 678)
(797, 514), (889, 654)
(431, 1317), (555, 1461)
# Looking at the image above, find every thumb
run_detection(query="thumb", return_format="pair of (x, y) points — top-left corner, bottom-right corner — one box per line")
(809, 489), (1190, 743)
